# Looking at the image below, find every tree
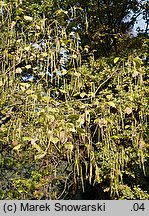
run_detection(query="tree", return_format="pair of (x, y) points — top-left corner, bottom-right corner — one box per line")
(54, 0), (147, 57)
(0, 0), (149, 200)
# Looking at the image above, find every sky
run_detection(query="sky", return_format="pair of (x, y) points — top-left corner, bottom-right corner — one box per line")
(133, 14), (147, 35)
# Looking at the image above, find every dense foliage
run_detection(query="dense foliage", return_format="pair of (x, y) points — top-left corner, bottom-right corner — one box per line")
(0, 0), (149, 199)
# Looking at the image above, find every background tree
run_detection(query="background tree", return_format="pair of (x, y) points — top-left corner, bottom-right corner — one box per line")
(53, 0), (148, 58)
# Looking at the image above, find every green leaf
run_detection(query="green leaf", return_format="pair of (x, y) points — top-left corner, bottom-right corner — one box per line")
(26, 89), (34, 94)
(108, 101), (116, 108)
(134, 57), (143, 65)
(35, 153), (46, 160)
(76, 127), (85, 134)
(15, 67), (22, 74)
(71, 54), (77, 59)
(114, 57), (120, 64)
(32, 143), (42, 152)
(106, 94), (113, 100)
(125, 125), (130, 129)
(24, 46), (31, 51)
(37, 94), (42, 101)
(59, 89), (67, 93)
(42, 96), (49, 103)
(25, 65), (31, 69)
(61, 70), (68, 75)
(47, 107), (59, 113)
(67, 114), (80, 122)
(41, 52), (48, 57)
(64, 142), (73, 151)
(22, 137), (32, 142)
(13, 144), (21, 151)
(80, 92), (86, 98)
(50, 137), (59, 144)
(24, 16), (33, 21)
(47, 114), (55, 122)
(66, 123), (76, 132)
(55, 9), (63, 15)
